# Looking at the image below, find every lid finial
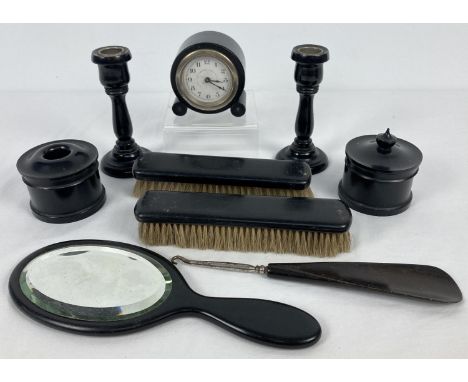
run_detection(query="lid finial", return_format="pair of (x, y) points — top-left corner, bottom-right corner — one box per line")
(376, 128), (397, 152)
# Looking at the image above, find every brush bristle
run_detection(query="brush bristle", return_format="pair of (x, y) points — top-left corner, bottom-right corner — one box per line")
(133, 180), (314, 198)
(139, 222), (350, 257)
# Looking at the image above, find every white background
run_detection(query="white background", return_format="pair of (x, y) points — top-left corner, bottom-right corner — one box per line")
(1, 24), (467, 358)
(3, 24), (468, 92)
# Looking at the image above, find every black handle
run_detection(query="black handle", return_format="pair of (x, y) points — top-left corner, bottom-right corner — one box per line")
(194, 296), (321, 347)
(266, 262), (463, 303)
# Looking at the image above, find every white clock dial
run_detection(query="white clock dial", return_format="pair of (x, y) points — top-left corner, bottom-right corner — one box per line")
(175, 49), (240, 111)
(181, 55), (233, 104)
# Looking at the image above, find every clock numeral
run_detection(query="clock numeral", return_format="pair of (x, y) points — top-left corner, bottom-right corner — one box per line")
(196, 62), (201, 67)
(204, 59), (210, 64)
(190, 85), (196, 91)
(187, 77), (193, 82)
(189, 68), (196, 73)
(221, 69), (226, 74)
(198, 91), (202, 96)
(206, 94), (211, 99)
(223, 78), (229, 82)
(216, 92), (220, 98)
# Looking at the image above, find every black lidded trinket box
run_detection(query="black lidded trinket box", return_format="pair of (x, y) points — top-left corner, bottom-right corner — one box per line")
(338, 129), (423, 216)
(16, 139), (106, 223)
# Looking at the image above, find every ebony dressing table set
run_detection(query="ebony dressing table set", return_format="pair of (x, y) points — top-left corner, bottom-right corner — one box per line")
(11, 31), (461, 349)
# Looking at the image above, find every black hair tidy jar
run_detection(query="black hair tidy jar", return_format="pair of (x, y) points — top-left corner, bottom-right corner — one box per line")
(338, 129), (423, 216)
(16, 139), (106, 223)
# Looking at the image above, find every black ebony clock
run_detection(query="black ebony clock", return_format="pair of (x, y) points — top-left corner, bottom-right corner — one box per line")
(171, 31), (246, 117)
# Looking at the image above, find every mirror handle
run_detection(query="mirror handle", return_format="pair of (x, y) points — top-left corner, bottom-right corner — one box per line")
(193, 296), (321, 347)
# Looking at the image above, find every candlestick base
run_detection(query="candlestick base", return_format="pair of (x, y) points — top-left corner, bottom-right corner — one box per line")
(101, 144), (150, 178)
(275, 145), (328, 174)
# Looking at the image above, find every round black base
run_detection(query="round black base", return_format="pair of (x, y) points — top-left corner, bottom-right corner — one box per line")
(30, 187), (106, 223)
(172, 101), (187, 116)
(101, 147), (150, 178)
(231, 102), (246, 117)
(275, 146), (328, 174)
(338, 181), (412, 216)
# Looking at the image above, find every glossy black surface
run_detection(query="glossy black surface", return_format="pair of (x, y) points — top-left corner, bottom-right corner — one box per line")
(230, 89), (246, 117)
(16, 140), (106, 223)
(266, 262), (462, 303)
(291, 45), (329, 64)
(133, 152), (311, 190)
(171, 31), (246, 115)
(9, 240), (321, 347)
(276, 44), (329, 174)
(92, 46), (148, 178)
(345, 130), (423, 173)
(338, 129), (423, 216)
(135, 191), (352, 232)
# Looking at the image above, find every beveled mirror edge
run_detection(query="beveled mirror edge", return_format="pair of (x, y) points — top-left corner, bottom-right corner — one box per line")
(20, 243), (174, 321)
(8, 239), (189, 335)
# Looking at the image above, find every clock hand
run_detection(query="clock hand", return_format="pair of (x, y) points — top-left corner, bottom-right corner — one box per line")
(204, 77), (223, 83)
(204, 77), (226, 91)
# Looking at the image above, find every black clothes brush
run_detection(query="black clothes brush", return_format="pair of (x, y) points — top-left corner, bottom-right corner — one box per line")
(135, 191), (352, 257)
(133, 152), (314, 198)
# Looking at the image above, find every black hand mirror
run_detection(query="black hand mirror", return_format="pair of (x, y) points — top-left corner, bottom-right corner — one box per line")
(9, 240), (321, 347)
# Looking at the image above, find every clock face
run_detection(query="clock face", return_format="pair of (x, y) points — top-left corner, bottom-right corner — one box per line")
(175, 49), (239, 111)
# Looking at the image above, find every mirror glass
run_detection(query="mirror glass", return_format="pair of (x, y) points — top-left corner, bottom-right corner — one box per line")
(19, 244), (172, 321)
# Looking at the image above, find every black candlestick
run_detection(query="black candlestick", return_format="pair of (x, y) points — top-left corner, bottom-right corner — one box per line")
(276, 44), (329, 174)
(92, 46), (148, 178)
